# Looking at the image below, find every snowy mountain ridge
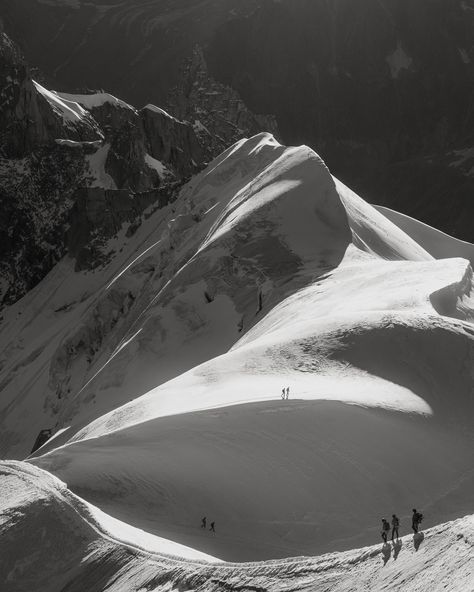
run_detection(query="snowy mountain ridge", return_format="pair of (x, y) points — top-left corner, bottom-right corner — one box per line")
(1, 33), (474, 586)
(0, 128), (473, 586)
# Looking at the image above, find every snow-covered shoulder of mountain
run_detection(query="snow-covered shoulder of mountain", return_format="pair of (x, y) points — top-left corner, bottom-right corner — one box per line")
(1, 460), (473, 591)
(33, 81), (90, 123)
(375, 205), (474, 265)
(336, 179), (433, 261)
(57, 91), (135, 112)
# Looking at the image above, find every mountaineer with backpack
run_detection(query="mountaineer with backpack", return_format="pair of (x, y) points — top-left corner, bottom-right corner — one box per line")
(381, 518), (390, 543)
(412, 508), (423, 533)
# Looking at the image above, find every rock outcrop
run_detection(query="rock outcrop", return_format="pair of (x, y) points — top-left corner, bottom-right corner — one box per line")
(167, 46), (279, 159)
(141, 104), (205, 178)
(0, 33), (206, 307)
(0, 32), (100, 158)
(68, 186), (172, 270)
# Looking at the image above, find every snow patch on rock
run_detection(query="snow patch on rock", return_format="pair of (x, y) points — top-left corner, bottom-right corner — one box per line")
(143, 103), (178, 121)
(33, 81), (89, 123)
(144, 153), (172, 179)
(58, 91), (136, 112)
(86, 143), (117, 189)
(386, 42), (413, 79)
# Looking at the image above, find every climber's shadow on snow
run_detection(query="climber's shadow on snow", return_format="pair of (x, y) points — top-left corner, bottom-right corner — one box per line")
(392, 538), (402, 560)
(381, 542), (392, 565)
(413, 532), (424, 551)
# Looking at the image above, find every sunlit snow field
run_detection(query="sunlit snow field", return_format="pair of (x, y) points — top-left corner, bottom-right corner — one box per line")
(1, 132), (473, 589)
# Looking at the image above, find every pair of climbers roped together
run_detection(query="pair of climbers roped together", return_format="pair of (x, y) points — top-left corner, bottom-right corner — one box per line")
(201, 516), (215, 532)
(381, 509), (423, 543)
(381, 515), (399, 543)
(281, 386), (290, 400)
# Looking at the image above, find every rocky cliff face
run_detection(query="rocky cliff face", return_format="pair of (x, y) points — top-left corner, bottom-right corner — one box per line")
(1, 0), (260, 106)
(141, 104), (205, 178)
(167, 46), (279, 159)
(1, 0), (279, 166)
(0, 32), (206, 307)
(0, 32), (100, 157)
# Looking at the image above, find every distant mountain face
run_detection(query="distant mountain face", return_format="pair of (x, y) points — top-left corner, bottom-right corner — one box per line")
(206, 0), (474, 240)
(0, 22), (279, 309)
(1, 0), (260, 107)
(0, 30), (208, 307)
(3, 0), (474, 240)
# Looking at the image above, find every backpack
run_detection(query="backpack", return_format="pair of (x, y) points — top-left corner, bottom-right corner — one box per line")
(416, 512), (423, 523)
(383, 521), (390, 531)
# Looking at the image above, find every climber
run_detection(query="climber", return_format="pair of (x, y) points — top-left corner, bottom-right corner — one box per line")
(412, 509), (423, 534)
(391, 514), (400, 540)
(381, 518), (390, 543)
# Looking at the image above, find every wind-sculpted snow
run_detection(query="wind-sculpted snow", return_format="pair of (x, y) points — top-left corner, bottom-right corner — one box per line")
(58, 91), (135, 112)
(1, 461), (473, 591)
(336, 179), (433, 262)
(33, 82), (97, 127)
(375, 205), (474, 266)
(1, 134), (474, 582)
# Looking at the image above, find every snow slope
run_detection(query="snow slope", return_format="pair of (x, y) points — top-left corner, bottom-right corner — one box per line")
(1, 134), (473, 577)
(375, 205), (474, 265)
(1, 460), (473, 591)
(1, 133), (351, 457)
